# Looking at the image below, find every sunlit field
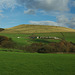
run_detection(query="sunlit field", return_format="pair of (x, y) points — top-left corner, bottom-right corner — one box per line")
(0, 32), (75, 46)
(0, 52), (75, 75)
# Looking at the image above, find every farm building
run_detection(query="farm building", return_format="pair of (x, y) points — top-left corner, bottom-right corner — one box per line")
(37, 36), (60, 39)
(30, 36), (60, 40)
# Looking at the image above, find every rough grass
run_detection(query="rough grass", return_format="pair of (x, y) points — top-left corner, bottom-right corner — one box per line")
(1, 24), (75, 33)
(0, 48), (23, 52)
(0, 52), (75, 75)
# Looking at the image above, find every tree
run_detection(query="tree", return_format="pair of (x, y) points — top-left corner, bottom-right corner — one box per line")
(0, 36), (9, 44)
(0, 28), (4, 31)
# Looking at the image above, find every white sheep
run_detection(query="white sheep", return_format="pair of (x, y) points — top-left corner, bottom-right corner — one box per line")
(17, 37), (20, 38)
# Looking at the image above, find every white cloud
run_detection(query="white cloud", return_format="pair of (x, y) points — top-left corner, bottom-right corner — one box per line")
(0, 0), (72, 15)
(30, 20), (58, 26)
(17, 0), (69, 12)
(29, 16), (75, 29)
(0, 0), (18, 10)
(29, 15), (70, 27)
(57, 15), (69, 23)
(0, 0), (72, 13)
(72, 1), (75, 7)
(56, 15), (69, 27)
(57, 15), (75, 28)
(69, 18), (75, 28)
(0, 0), (74, 28)
(0, 0), (19, 18)
(24, 9), (36, 14)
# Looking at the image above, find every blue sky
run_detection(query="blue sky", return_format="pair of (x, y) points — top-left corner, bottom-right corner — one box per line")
(0, 0), (75, 29)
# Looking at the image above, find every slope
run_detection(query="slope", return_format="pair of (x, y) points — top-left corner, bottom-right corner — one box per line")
(1, 24), (75, 33)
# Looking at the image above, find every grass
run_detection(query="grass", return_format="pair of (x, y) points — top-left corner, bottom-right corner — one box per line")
(0, 32), (75, 46)
(0, 25), (75, 75)
(0, 48), (23, 52)
(0, 24), (75, 45)
(1, 24), (75, 33)
(0, 52), (75, 75)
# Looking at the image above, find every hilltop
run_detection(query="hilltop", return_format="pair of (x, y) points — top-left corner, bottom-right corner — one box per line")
(1, 24), (75, 33)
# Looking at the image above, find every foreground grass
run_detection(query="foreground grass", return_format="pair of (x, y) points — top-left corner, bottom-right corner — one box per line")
(0, 48), (23, 52)
(0, 52), (75, 75)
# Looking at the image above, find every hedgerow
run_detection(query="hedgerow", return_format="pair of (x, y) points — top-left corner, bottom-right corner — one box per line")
(25, 40), (75, 53)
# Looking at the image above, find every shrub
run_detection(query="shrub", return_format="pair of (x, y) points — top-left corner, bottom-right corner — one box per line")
(0, 36), (9, 44)
(1, 41), (15, 48)
(25, 41), (75, 53)
(69, 45), (75, 52)
(0, 35), (16, 49)
(38, 48), (46, 53)
(0, 28), (4, 31)
(25, 43), (44, 53)
(37, 45), (56, 53)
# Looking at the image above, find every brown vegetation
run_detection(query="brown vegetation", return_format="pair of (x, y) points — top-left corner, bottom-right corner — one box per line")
(25, 40), (75, 53)
(0, 28), (4, 32)
(0, 36), (15, 48)
(0, 35), (75, 53)
(1, 24), (75, 33)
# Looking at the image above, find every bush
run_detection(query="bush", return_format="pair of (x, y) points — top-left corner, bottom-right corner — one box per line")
(1, 41), (15, 48)
(0, 36), (9, 44)
(0, 28), (4, 31)
(69, 44), (75, 52)
(37, 45), (56, 53)
(25, 43), (44, 53)
(0, 35), (16, 49)
(38, 48), (46, 53)
(25, 41), (75, 53)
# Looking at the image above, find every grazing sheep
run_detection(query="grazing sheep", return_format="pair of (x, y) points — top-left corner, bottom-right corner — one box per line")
(17, 37), (20, 38)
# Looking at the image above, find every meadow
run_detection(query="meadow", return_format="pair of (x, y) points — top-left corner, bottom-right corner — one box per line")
(0, 32), (75, 46)
(0, 26), (75, 75)
(0, 51), (75, 75)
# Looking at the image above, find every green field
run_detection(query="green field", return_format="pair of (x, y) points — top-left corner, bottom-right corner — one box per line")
(0, 52), (75, 75)
(0, 25), (75, 75)
(0, 24), (75, 46)
(0, 32), (75, 46)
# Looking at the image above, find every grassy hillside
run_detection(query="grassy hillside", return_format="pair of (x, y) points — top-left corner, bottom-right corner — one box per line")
(0, 52), (75, 75)
(0, 32), (75, 46)
(1, 24), (75, 33)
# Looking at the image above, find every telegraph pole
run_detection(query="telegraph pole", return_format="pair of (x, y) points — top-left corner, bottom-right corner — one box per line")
(60, 32), (65, 40)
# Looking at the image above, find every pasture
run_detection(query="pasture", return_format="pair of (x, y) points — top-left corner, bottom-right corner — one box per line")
(0, 32), (75, 46)
(0, 52), (75, 75)
(0, 29), (75, 75)
(2, 24), (75, 33)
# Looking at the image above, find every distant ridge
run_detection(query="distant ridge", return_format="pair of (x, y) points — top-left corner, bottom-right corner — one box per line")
(1, 24), (75, 33)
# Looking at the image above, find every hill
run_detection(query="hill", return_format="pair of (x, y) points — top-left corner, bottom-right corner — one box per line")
(1, 24), (75, 33)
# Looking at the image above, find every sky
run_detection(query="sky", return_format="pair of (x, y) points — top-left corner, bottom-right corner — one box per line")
(0, 0), (75, 29)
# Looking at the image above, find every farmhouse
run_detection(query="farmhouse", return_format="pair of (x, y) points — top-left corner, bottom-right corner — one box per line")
(38, 36), (60, 39)
(30, 36), (60, 40)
